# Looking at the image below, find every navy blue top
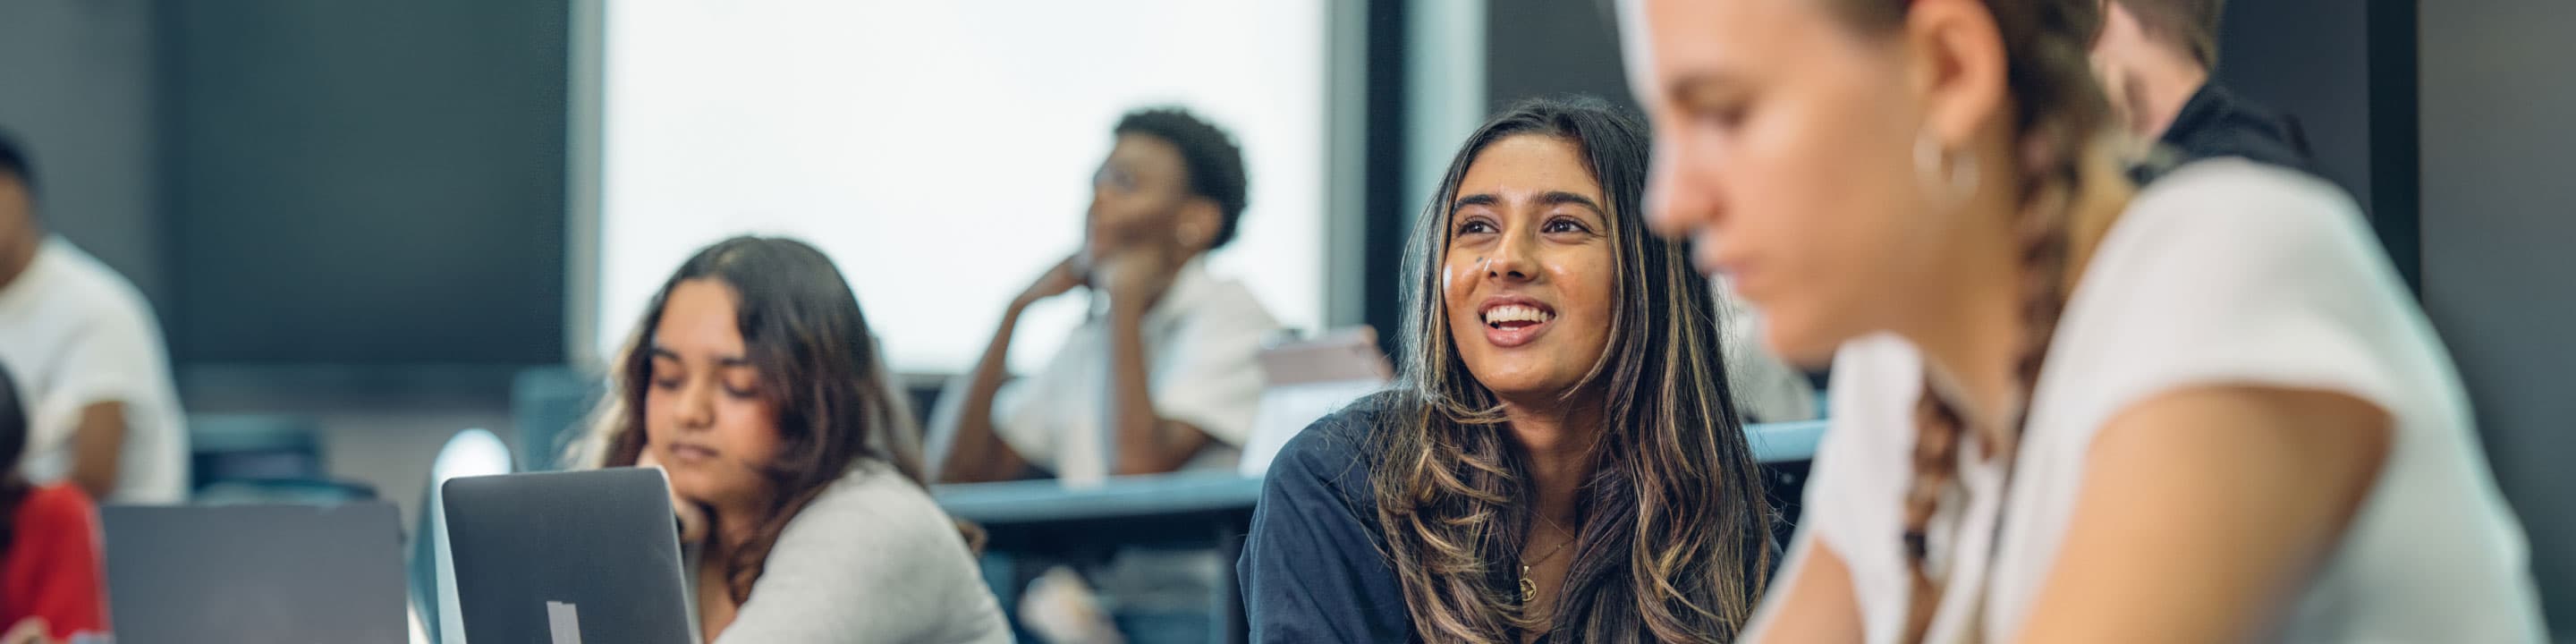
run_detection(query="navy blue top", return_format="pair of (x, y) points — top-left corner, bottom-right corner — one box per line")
(1239, 396), (1783, 643)
(1236, 400), (1416, 643)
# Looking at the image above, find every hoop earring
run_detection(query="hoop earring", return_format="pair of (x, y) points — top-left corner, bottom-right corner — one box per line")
(1914, 132), (1979, 205)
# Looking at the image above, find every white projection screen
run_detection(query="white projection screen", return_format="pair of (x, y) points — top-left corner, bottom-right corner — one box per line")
(593, 2), (1328, 374)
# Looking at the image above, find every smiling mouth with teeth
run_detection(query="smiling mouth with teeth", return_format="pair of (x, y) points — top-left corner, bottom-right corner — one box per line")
(1483, 304), (1555, 329)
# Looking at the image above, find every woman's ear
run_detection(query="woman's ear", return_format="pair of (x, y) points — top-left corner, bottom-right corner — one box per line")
(1174, 199), (1222, 253)
(1903, 0), (2010, 150)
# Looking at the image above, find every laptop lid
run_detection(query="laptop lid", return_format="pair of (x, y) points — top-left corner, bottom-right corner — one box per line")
(1241, 326), (1394, 477)
(101, 503), (407, 644)
(441, 468), (691, 644)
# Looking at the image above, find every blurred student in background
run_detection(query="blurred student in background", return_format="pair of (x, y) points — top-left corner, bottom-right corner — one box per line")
(927, 107), (1278, 643)
(1625, 0), (2544, 641)
(2088, 0), (2313, 179)
(581, 236), (1008, 643)
(931, 106), (1277, 484)
(1241, 96), (1775, 643)
(0, 360), (108, 644)
(0, 131), (186, 504)
(1715, 280), (1819, 423)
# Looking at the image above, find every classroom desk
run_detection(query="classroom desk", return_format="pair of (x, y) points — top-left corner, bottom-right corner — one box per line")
(930, 419), (1827, 643)
(935, 470), (1259, 644)
(936, 470), (1265, 535)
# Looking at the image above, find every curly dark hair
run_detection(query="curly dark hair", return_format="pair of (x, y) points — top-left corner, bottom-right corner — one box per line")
(1114, 107), (1248, 249)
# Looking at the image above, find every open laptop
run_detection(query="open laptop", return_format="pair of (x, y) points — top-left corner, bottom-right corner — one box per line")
(1239, 326), (1395, 477)
(102, 503), (407, 644)
(442, 468), (692, 644)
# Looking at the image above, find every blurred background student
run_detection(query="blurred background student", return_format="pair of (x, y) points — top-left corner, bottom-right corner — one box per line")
(930, 106), (1278, 485)
(2088, 0), (2313, 179)
(1624, 0), (2545, 641)
(0, 359), (108, 644)
(0, 131), (185, 505)
(1242, 96), (1775, 643)
(580, 237), (1008, 643)
(928, 107), (1280, 643)
(1715, 282), (1820, 424)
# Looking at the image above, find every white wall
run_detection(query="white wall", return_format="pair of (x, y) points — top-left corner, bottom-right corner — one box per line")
(597, 1), (1328, 375)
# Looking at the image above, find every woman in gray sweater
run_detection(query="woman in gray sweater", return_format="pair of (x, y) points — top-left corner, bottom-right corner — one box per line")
(585, 236), (1010, 643)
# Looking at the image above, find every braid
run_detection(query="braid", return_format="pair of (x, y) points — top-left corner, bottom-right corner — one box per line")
(1897, 159), (2080, 644)
(1901, 385), (1967, 640)
(1891, 0), (2108, 640)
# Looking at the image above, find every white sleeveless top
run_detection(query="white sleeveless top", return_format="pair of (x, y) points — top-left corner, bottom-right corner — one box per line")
(1803, 160), (2546, 643)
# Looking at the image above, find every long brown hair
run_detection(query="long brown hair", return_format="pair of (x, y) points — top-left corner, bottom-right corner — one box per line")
(1370, 95), (1775, 643)
(1817, 1), (2116, 640)
(580, 236), (932, 604)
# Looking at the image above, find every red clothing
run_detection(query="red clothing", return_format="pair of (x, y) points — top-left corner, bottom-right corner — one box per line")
(1, 484), (108, 640)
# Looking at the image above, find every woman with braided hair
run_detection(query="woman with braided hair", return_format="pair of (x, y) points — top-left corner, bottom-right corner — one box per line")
(1621, 0), (2543, 641)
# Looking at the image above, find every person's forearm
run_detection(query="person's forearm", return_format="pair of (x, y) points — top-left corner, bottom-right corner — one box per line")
(68, 402), (127, 500)
(939, 301), (1029, 482)
(1106, 303), (1192, 476)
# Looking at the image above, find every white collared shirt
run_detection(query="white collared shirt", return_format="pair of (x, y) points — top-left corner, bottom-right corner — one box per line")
(935, 259), (1279, 484)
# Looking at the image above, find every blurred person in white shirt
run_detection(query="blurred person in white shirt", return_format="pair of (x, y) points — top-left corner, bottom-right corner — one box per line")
(927, 107), (1279, 644)
(0, 129), (186, 505)
(930, 106), (1278, 486)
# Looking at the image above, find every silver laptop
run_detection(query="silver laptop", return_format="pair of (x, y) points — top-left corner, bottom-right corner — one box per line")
(1240, 326), (1395, 477)
(441, 468), (692, 644)
(102, 503), (407, 644)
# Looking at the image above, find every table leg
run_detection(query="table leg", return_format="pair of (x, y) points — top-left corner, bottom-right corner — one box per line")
(1213, 521), (1249, 644)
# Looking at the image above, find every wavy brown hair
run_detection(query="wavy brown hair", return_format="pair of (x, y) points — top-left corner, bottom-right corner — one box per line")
(1369, 95), (1775, 643)
(1815, 1), (2119, 640)
(580, 236), (935, 604)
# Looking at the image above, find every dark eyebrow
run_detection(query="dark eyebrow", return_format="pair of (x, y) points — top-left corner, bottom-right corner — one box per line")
(1450, 191), (1606, 221)
(1537, 191), (1607, 216)
(647, 343), (752, 368)
(1449, 193), (1501, 216)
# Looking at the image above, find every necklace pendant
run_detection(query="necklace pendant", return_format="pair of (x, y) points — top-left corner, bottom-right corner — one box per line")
(1519, 565), (1537, 603)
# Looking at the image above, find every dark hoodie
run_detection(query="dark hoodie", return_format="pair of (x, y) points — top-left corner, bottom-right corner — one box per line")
(2133, 82), (2316, 183)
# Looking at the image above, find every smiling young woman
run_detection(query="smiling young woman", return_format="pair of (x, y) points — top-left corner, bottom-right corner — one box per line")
(1240, 96), (1776, 643)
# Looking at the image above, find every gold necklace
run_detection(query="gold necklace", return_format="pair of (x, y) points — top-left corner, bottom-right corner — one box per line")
(1518, 519), (1576, 604)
